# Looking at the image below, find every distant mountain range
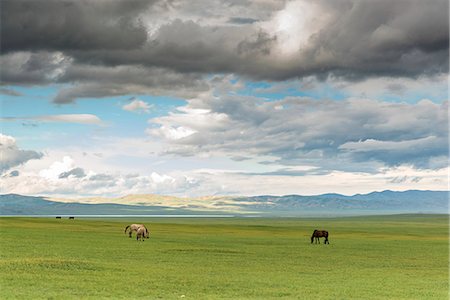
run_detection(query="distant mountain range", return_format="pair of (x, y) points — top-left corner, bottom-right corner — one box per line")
(0, 190), (448, 217)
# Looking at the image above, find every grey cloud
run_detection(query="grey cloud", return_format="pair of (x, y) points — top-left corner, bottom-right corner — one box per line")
(59, 167), (86, 179)
(53, 64), (208, 103)
(151, 95), (448, 171)
(57, 1), (449, 80)
(0, 88), (22, 96)
(1, 170), (20, 178)
(228, 17), (259, 24)
(1, 0), (151, 53)
(386, 83), (405, 95)
(237, 31), (276, 56)
(302, 0), (449, 79)
(339, 136), (448, 168)
(230, 156), (252, 162)
(0, 52), (72, 85)
(8, 170), (20, 177)
(0, 134), (43, 172)
(0, 51), (209, 103)
(0, 0), (447, 98)
(389, 176), (422, 184)
(89, 174), (115, 181)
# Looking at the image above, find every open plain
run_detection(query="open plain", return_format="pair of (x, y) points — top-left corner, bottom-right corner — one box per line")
(0, 214), (448, 299)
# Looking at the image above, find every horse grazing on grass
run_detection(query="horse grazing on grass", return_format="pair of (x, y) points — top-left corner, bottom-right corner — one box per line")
(124, 224), (150, 239)
(311, 230), (329, 244)
(136, 226), (150, 241)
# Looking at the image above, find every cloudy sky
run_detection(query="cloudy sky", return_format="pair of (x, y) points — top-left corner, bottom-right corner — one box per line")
(1, 0), (448, 197)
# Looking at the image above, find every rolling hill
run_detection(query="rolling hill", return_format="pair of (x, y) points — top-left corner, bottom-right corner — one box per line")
(0, 190), (447, 216)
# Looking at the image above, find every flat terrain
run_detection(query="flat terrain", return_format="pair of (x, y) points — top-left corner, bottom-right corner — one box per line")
(0, 215), (448, 299)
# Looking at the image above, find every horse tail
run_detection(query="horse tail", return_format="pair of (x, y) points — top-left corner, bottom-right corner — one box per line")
(124, 225), (130, 234)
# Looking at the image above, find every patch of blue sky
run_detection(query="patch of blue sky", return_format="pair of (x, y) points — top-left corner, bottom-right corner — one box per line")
(1, 85), (187, 149)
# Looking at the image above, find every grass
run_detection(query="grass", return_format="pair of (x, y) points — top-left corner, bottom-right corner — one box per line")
(0, 214), (448, 299)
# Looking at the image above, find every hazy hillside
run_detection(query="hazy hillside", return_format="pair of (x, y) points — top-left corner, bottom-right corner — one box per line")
(0, 190), (448, 216)
(0, 194), (223, 216)
(235, 190), (448, 215)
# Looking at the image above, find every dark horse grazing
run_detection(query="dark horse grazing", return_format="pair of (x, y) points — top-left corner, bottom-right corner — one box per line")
(311, 230), (329, 244)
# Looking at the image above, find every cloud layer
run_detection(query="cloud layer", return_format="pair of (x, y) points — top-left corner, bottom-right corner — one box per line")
(1, 0), (448, 102)
(150, 94), (448, 171)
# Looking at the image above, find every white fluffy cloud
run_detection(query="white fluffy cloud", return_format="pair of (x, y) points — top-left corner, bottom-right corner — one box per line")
(122, 98), (153, 113)
(39, 156), (75, 180)
(4, 157), (447, 197)
(1, 151), (199, 197)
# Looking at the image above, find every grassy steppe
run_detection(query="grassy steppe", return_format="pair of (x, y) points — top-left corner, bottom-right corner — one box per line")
(0, 215), (448, 299)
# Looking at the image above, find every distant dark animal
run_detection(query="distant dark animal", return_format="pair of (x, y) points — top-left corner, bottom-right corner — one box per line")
(69, 217), (75, 220)
(56, 216), (61, 219)
(311, 230), (329, 244)
(136, 226), (150, 241)
(125, 224), (150, 239)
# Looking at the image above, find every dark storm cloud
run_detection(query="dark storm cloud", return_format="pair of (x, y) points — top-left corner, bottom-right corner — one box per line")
(228, 17), (259, 24)
(0, 51), (208, 103)
(303, 0), (449, 79)
(0, 52), (69, 85)
(1, 0), (448, 92)
(66, 0), (448, 80)
(1, 0), (152, 53)
(53, 64), (209, 103)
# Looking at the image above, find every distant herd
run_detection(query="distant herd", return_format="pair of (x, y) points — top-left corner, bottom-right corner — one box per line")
(55, 217), (330, 244)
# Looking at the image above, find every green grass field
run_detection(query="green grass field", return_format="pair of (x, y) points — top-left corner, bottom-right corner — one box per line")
(0, 215), (448, 299)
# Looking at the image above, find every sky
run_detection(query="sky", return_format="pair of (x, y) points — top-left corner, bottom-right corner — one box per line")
(0, 0), (448, 198)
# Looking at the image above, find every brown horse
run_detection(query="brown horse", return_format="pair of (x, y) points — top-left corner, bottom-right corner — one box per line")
(136, 226), (150, 241)
(311, 230), (329, 244)
(124, 224), (150, 239)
